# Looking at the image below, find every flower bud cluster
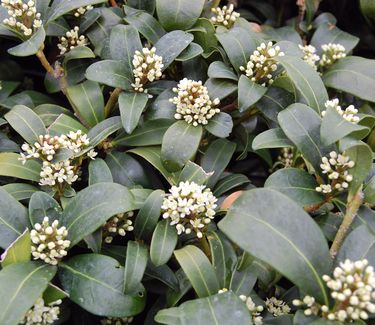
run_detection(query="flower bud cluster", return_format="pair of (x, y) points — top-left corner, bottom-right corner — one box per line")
(101, 317), (134, 325)
(103, 211), (134, 244)
(1, 0), (42, 36)
(322, 98), (360, 124)
(22, 298), (61, 325)
(210, 4), (240, 28)
(299, 44), (320, 70)
(19, 130), (96, 188)
(74, 5), (93, 17)
(315, 151), (355, 194)
(57, 26), (88, 55)
(161, 181), (217, 238)
(30, 217), (70, 265)
(277, 148), (293, 168)
(131, 47), (163, 94)
(319, 43), (346, 68)
(170, 78), (220, 126)
(265, 297), (291, 316)
(240, 42), (285, 86)
(239, 295), (264, 325)
(293, 259), (375, 322)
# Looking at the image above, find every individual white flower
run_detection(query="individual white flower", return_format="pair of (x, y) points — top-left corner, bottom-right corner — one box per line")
(101, 316), (134, 325)
(322, 98), (360, 124)
(131, 47), (164, 94)
(320, 43), (346, 68)
(39, 160), (79, 187)
(21, 298), (61, 325)
(239, 295), (264, 325)
(1, 0), (42, 37)
(315, 151), (355, 194)
(299, 44), (320, 70)
(87, 149), (98, 160)
(265, 297), (291, 316)
(170, 78), (220, 126)
(294, 259), (375, 322)
(161, 181), (217, 238)
(210, 4), (240, 28)
(30, 217), (70, 265)
(103, 211), (134, 244)
(74, 5), (93, 17)
(57, 26), (88, 55)
(240, 42), (285, 86)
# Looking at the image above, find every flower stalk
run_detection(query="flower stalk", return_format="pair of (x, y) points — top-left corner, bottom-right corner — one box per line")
(104, 87), (122, 117)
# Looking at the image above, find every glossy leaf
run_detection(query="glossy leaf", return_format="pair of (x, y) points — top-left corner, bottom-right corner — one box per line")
(278, 104), (334, 174)
(323, 56), (375, 102)
(205, 112), (233, 138)
(89, 158), (113, 185)
(252, 128), (294, 150)
(134, 189), (165, 241)
(201, 139), (236, 188)
(161, 121), (203, 172)
(0, 186), (29, 249)
(177, 161), (212, 185)
(124, 241), (148, 293)
(174, 245), (220, 298)
(208, 61), (238, 81)
(265, 168), (325, 207)
(0, 229), (30, 267)
(156, 0), (205, 31)
(155, 291), (253, 324)
(86, 116), (123, 147)
(61, 183), (135, 246)
(0, 152), (41, 182)
(119, 92), (149, 134)
(28, 191), (62, 225)
(0, 262), (56, 325)
(238, 75), (267, 113)
(66, 80), (105, 127)
(48, 114), (88, 136)
(59, 254), (145, 317)
(219, 189), (331, 304)
(5, 105), (46, 144)
(213, 174), (250, 197)
(150, 220), (178, 266)
(205, 78), (237, 100)
(2, 183), (38, 201)
(7, 27), (45, 57)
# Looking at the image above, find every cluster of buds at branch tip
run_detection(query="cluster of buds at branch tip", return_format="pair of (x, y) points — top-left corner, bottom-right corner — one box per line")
(210, 4), (240, 28)
(322, 98), (360, 124)
(170, 78), (220, 126)
(103, 211), (134, 244)
(299, 44), (320, 70)
(57, 26), (88, 55)
(240, 42), (285, 86)
(320, 43), (346, 68)
(161, 181), (217, 238)
(22, 298), (62, 324)
(74, 5), (93, 17)
(1, 0), (42, 37)
(316, 151), (355, 194)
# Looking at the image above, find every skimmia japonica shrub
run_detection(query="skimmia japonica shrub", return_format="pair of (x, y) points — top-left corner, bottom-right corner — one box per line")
(0, 0), (375, 324)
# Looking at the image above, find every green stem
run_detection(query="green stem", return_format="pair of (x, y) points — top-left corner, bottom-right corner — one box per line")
(330, 190), (364, 258)
(104, 87), (122, 117)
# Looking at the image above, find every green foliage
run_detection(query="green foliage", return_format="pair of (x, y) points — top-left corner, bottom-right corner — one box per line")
(0, 0), (374, 324)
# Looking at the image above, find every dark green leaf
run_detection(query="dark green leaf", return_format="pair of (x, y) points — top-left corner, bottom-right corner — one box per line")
(174, 245), (220, 298)
(238, 75), (267, 113)
(0, 229), (30, 267)
(175, 43), (203, 62)
(87, 116), (123, 147)
(161, 121), (203, 172)
(119, 92), (149, 134)
(0, 262), (56, 325)
(219, 188), (331, 304)
(124, 241), (148, 293)
(213, 174), (250, 197)
(208, 61), (238, 81)
(61, 183), (135, 246)
(0, 152), (41, 182)
(48, 114), (88, 136)
(28, 191), (62, 225)
(2, 183), (38, 201)
(177, 161), (212, 185)
(150, 220), (178, 266)
(252, 128), (294, 150)
(205, 112), (233, 138)
(8, 27), (45, 57)
(156, 0), (205, 31)
(205, 78), (237, 100)
(89, 158), (113, 185)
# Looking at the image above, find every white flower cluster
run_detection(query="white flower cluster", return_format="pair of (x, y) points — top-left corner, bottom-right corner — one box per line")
(210, 4), (240, 28)
(74, 5), (93, 17)
(57, 26), (88, 55)
(239, 295), (264, 325)
(161, 181), (217, 238)
(299, 44), (320, 70)
(320, 43), (346, 68)
(21, 298), (61, 325)
(277, 147), (293, 168)
(103, 211), (134, 244)
(316, 151), (355, 194)
(240, 42), (285, 86)
(131, 47), (163, 94)
(170, 78), (220, 126)
(1, 0), (42, 36)
(30, 217), (70, 265)
(101, 316), (134, 325)
(294, 259), (375, 322)
(322, 98), (360, 124)
(19, 131), (96, 187)
(265, 297), (291, 316)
